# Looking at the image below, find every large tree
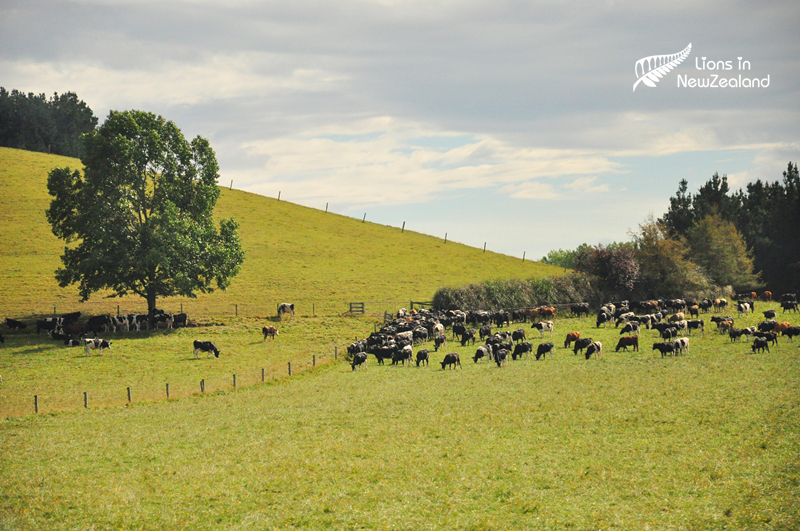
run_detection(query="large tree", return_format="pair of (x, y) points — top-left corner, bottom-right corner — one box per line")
(46, 110), (244, 310)
(686, 213), (760, 289)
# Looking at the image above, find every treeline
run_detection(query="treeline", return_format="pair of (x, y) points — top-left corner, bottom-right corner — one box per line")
(0, 88), (97, 158)
(435, 163), (798, 310)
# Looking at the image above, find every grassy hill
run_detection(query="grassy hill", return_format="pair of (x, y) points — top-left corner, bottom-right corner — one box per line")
(0, 147), (563, 318)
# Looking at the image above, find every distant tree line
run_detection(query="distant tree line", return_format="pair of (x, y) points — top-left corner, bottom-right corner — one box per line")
(0, 87), (97, 158)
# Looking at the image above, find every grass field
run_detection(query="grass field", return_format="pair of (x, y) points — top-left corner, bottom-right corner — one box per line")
(2, 147), (799, 529)
(0, 147), (563, 319)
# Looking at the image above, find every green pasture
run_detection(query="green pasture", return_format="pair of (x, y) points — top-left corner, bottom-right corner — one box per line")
(1, 303), (799, 529)
(0, 147), (562, 319)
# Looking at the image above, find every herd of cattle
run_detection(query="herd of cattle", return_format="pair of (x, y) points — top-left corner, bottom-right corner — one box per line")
(1, 309), (190, 355)
(346, 293), (800, 370)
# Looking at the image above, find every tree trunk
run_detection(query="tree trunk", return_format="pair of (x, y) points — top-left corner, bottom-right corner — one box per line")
(146, 285), (157, 312)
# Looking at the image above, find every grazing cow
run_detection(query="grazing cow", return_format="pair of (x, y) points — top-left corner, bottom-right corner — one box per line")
(619, 322), (640, 336)
(84, 338), (111, 356)
(479, 325), (492, 340)
(571, 303), (590, 318)
(713, 298), (728, 312)
(615, 312), (635, 327)
(675, 337), (690, 355)
(615, 336), (639, 352)
(652, 341), (678, 358)
(452, 324), (467, 340)
(60, 311), (81, 324)
(495, 349), (509, 367)
(687, 320), (705, 336)
(758, 320), (777, 332)
(351, 352), (368, 370)
(531, 321), (554, 338)
(763, 310), (776, 319)
(512, 341), (533, 360)
(596, 312), (612, 328)
(441, 353), (462, 370)
(688, 305), (699, 318)
(737, 302), (752, 315)
(773, 322), (792, 334)
(412, 327), (429, 345)
(460, 329), (476, 346)
(392, 345), (414, 366)
(3, 318), (26, 330)
(416, 349), (430, 367)
(434, 335), (447, 351)
(751, 337), (770, 354)
(781, 326), (800, 341)
(564, 332), (580, 348)
(584, 341), (602, 359)
(277, 303), (295, 319)
(473, 346), (490, 363)
(573, 338), (593, 356)
(729, 328), (744, 342)
(369, 348), (394, 365)
(262, 326), (278, 340)
(660, 327), (678, 340)
(535, 342), (554, 360)
(193, 340), (220, 358)
(511, 329), (527, 343)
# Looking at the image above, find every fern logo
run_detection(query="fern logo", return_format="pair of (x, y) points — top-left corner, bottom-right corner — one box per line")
(633, 43), (692, 92)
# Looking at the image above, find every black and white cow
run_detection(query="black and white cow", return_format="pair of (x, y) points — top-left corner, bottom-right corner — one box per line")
(531, 321), (554, 338)
(584, 341), (602, 359)
(535, 342), (555, 360)
(473, 345), (490, 363)
(433, 335), (447, 351)
(351, 352), (368, 370)
(619, 322), (640, 336)
(278, 303), (295, 319)
(573, 338), (593, 356)
(193, 340), (220, 358)
(64, 338), (82, 347)
(84, 338), (111, 356)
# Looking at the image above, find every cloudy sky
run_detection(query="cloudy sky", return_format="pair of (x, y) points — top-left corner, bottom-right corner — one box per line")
(2, 0), (798, 259)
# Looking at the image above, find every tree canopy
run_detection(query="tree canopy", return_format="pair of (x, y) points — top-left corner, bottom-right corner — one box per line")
(46, 110), (244, 310)
(0, 88), (97, 157)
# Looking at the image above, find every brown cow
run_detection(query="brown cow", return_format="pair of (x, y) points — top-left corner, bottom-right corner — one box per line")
(761, 291), (772, 301)
(564, 332), (580, 348)
(615, 336), (639, 352)
(668, 312), (685, 323)
(262, 326), (279, 340)
(774, 322), (792, 334)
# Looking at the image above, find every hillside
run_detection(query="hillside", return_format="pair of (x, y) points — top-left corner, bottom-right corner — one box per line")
(0, 147), (564, 318)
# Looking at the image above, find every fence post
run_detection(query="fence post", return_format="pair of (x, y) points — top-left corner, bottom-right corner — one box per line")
(53, 305), (56, 316)
(127, 387), (131, 403)
(34, 395), (38, 414)
(84, 392), (88, 409)
(362, 213), (366, 223)
(233, 374), (236, 389)
(201, 379), (205, 393)
(401, 221), (405, 233)
(325, 202), (328, 213)
(288, 362), (292, 376)
(235, 304), (238, 316)
(335, 346), (338, 360)
(483, 242), (486, 253)
(313, 303), (315, 316)
(313, 355), (316, 367)
(262, 368), (265, 382)
(444, 233), (447, 243)
(522, 251), (526, 262)
(230, 180), (233, 190)
(278, 191), (281, 201)
(166, 383), (170, 398)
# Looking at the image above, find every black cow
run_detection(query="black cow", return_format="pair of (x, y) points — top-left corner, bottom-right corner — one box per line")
(751, 337), (770, 354)
(441, 353), (462, 370)
(452, 324), (467, 340)
(763, 310), (776, 319)
(369, 348), (395, 365)
(571, 303), (590, 318)
(60, 311), (81, 324)
(660, 327), (678, 340)
(193, 340), (220, 358)
(460, 329), (476, 346)
(687, 320), (705, 336)
(781, 301), (799, 313)
(479, 325), (492, 340)
(86, 315), (112, 335)
(535, 342), (554, 360)
(511, 329), (527, 343)
(495, 349), (509, 367)
(277, 303), (295, 319)
(781, 326), (800, 341)
(758, 320), (777, 332)
(351, 352), (368, 370)
(3, 318), (26, 330)
(573, 338), (593, 356)
(392, 346), (414, 366)
(615, 336), (639, 352)
(172, 313), (188, 328)
(84, 338), (111, 356)
(652, 341), (677, 358)
(512, 341), (532, 360)
(36, 319), (60, 334)
(729, 328), (745, 342)
(416, 349), (430, 367)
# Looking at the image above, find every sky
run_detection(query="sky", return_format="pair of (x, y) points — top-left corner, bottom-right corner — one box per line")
(2, 0), (798, 260)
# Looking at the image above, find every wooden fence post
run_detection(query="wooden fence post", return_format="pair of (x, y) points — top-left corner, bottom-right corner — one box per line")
(313, 303), (315, 316)
(233, 374), (236, 388)
(313, 355), (316, 367)
(84, 392), (88, 409)
(325, 202), (328, 213)
(444, 233), (447, 243)
(401, 221), (405, 233)
(483, 242), (486, 253)
(235, 304), (238, 316)
(278, 191), (281, 201)
(201, 379), (205, 393)
(166, 383), (170, 398)
(262, 368), (265, 382)
(127, 387), (131, 403)
(34, 395), (38, 414)
(522, 251), (526, 262)
(335, 346), (338, 360)
(362, 213), (366, 223)
(288, 362), (292, 376)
